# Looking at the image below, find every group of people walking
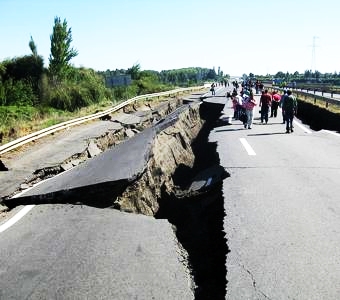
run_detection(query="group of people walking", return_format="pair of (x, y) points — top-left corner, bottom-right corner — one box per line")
(227, 86), (298, 133)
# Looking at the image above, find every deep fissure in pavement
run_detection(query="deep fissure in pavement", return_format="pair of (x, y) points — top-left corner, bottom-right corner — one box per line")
(156, 102), (229, 299)
(2, 99), (230, 299)
(2, 98), (183, 199)
(296, 99), (340, 132)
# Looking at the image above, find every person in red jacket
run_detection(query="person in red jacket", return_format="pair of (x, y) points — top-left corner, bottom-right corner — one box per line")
(259, 90), (272, 124)
(243, 92), (257, 129)
(271, 90), (281, 117)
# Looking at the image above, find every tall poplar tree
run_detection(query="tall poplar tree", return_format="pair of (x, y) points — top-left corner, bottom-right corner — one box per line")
(48, 17), (78, 80)
(29, 36), (38, 58)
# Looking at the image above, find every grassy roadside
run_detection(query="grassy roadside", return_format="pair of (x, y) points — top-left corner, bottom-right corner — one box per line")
(0, 99), (119, 145)
(295, 94), (340, 114)
(0, 88), (204, 146)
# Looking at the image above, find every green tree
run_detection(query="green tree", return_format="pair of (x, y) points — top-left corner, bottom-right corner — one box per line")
(48, 17), (78, 81)
(2, 56), (43, 105)
(275, 71), (285, 78)
(0, 62), (5, 80)
(29, 36), (38, 58)
(127, 63), (141, 80)
(304, 70), (312, 80)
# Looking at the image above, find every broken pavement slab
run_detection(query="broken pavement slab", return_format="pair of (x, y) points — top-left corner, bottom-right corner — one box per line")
(3, 102), (206, 213)
(111, 112), (144, 125)
(0, 121), (124, 200)
(3, 126), (156, 208)
(188, 164), (229, 193)
(87, 140), (102, 158)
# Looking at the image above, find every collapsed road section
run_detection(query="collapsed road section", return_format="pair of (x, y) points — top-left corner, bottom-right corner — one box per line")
(3, 99), (229, 299)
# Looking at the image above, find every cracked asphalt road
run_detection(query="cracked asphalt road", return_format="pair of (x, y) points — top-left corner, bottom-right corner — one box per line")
(212, 92), (340, 299)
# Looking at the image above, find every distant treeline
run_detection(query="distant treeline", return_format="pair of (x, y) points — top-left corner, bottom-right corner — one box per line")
(0, 53), (222, 112)
(100, 67), (220, 86)
(0, 16), (228, 112)
(99, 66), (224, 99)
(254, 70), (340, 86)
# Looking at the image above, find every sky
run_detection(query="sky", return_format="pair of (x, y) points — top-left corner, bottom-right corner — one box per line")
(1, 0), (339, 77)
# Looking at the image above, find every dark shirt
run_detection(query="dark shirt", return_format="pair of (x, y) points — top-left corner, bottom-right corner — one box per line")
(282, 95), (297, 113)
(260, 93), (272, 107)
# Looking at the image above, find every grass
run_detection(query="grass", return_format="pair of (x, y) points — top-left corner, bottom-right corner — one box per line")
(0, 99), (118, 145)
(295, 93), (340, 114)
(0, 88), (203, 146)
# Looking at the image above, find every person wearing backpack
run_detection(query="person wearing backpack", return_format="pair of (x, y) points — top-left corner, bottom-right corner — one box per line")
(282, 90), (297, 133)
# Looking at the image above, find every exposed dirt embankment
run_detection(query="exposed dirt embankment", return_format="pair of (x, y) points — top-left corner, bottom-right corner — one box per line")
(114, 103), (203, 215)
(115, 101), (228, 299)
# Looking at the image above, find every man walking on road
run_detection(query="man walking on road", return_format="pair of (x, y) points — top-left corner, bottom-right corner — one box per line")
(259, 90), (272, 124)
(210, 83), (216, 96)
(279, 89), (288, 123)
(282, 90), (297, 133)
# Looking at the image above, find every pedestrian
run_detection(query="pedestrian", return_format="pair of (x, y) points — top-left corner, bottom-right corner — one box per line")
(282, 90), (297, 133)
(243, 92), (257, 129)
(210, 83), (216, 96)
(240, 93), (249, 128)
(271, 90), (281, 117)
(232, 91), (243, 120)
(259, 89), (272, 124)
(255, 80), (260, 94)
(259, 81), (264, 93)
(279, 89), (288, 124)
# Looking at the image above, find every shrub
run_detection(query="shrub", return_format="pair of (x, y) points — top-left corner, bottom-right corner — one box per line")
(42, 68), (112, 111)
(1, 79), (37, 106)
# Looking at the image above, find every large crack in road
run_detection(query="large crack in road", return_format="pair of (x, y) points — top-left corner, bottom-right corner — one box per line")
(155, 101), (229, 299)
(2, 96), (229, 299)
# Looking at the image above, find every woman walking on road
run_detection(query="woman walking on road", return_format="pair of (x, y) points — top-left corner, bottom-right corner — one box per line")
(243, 92), (257, 129)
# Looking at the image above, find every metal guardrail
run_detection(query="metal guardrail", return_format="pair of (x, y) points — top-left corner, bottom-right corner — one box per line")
(266, 85), (340, 108)
(0, 86), (205, 155)
(292, 89), (340, 107)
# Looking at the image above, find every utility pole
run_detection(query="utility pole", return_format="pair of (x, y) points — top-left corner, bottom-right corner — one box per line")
(311, 36), (319, 73)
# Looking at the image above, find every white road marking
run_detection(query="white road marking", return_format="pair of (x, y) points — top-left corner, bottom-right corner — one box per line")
(240, 138), (256, 156)
(0, 166), (74, 234)
(293, 120), (312, 134)
(0, 205), (35, 233)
